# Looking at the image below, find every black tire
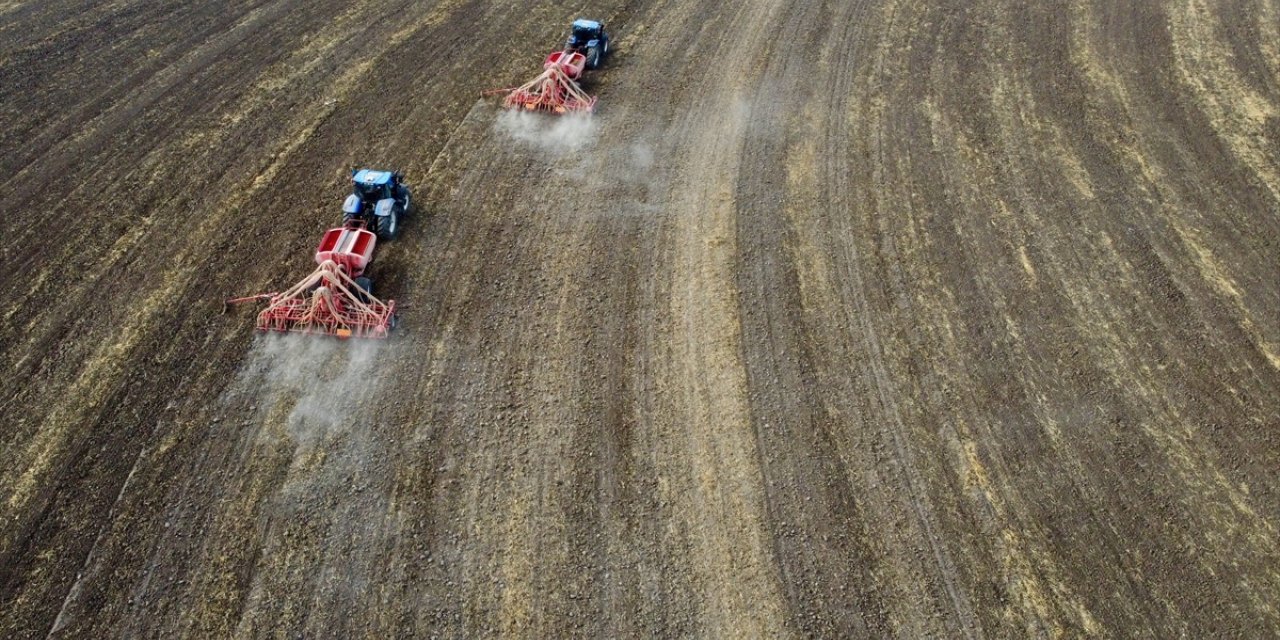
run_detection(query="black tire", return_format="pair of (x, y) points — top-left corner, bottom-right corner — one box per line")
(353, 276), (373, 303)
(376, 208), (400, 240)
(585, 46), (601, 70)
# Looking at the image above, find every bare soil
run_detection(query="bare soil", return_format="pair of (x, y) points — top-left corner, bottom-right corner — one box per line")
(2, 0), (1279, 637)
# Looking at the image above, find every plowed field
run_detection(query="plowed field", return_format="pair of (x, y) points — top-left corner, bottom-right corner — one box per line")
(3, 0), (1279, 637)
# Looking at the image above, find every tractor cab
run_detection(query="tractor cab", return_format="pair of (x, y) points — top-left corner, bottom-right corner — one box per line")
(565, 19), (609, 68)
(351, 169), (394, 203)
(568, 19), (603, 46)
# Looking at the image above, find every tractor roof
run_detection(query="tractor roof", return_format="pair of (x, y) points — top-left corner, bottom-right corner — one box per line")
(353, 169), (393, 185)
(572, 19), (601, 31)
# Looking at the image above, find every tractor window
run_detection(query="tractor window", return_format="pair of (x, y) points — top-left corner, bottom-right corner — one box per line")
(357, 182), (386, 200)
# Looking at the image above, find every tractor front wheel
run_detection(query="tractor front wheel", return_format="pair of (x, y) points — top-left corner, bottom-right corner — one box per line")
(376, 208), (400, 240)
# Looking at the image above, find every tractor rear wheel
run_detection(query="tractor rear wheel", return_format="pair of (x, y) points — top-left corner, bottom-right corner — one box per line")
(376, 208), (400, 240)
(585, 46), (601, 70)
(353, 276), (373, 303)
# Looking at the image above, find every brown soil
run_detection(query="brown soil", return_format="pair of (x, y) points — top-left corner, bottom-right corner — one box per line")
(2, 0), (1278, 637)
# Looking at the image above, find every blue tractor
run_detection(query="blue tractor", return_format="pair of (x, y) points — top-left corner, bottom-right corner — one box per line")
(343, 169), (410, 240)
(565, 19), (610, 70)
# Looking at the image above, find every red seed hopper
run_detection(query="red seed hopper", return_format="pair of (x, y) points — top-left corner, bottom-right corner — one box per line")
(226, 225), (396, 339)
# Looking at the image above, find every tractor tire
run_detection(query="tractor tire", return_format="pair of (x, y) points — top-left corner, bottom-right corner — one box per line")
(376, 208), (400, 241)
(353, 276), (373, 303)
(585, 46), (602, 70)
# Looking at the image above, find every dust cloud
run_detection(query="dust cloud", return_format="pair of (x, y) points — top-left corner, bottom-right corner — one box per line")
(232, 334), (383, 450)
(494, 110), (598, 153)
(223, 334), (395, 623)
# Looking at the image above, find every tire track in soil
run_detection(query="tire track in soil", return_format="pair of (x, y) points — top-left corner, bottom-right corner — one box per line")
(811, 1), (990, 635)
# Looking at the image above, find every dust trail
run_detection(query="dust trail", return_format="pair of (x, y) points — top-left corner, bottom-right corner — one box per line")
(494, 110), (598, 153)
(222, 334), (398, 632)
(628, 141), (654, 173)
(233, 333), (383, 449)
(229, 333), (390, 545)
